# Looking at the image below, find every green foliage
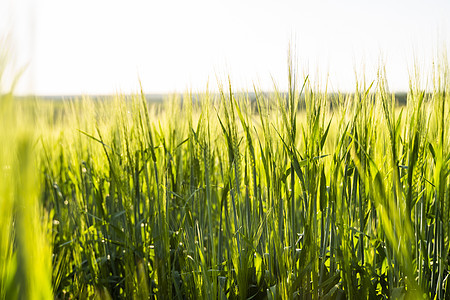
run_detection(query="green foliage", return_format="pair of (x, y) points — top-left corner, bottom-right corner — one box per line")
(1, 56), (450, 299)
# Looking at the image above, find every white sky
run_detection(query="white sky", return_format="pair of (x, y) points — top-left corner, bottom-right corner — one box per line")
(1, 0), (449, 95)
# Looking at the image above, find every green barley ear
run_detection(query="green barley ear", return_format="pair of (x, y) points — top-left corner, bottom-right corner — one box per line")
(0, 38), (53, 300)
(15, 134), (53, 299)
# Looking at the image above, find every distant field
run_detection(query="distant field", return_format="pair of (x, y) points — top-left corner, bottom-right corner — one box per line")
(22, 91), (410, 107)
(1, 64), (449, 299)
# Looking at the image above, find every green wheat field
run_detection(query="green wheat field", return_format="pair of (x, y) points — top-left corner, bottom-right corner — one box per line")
(1, 54), (449, 299)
